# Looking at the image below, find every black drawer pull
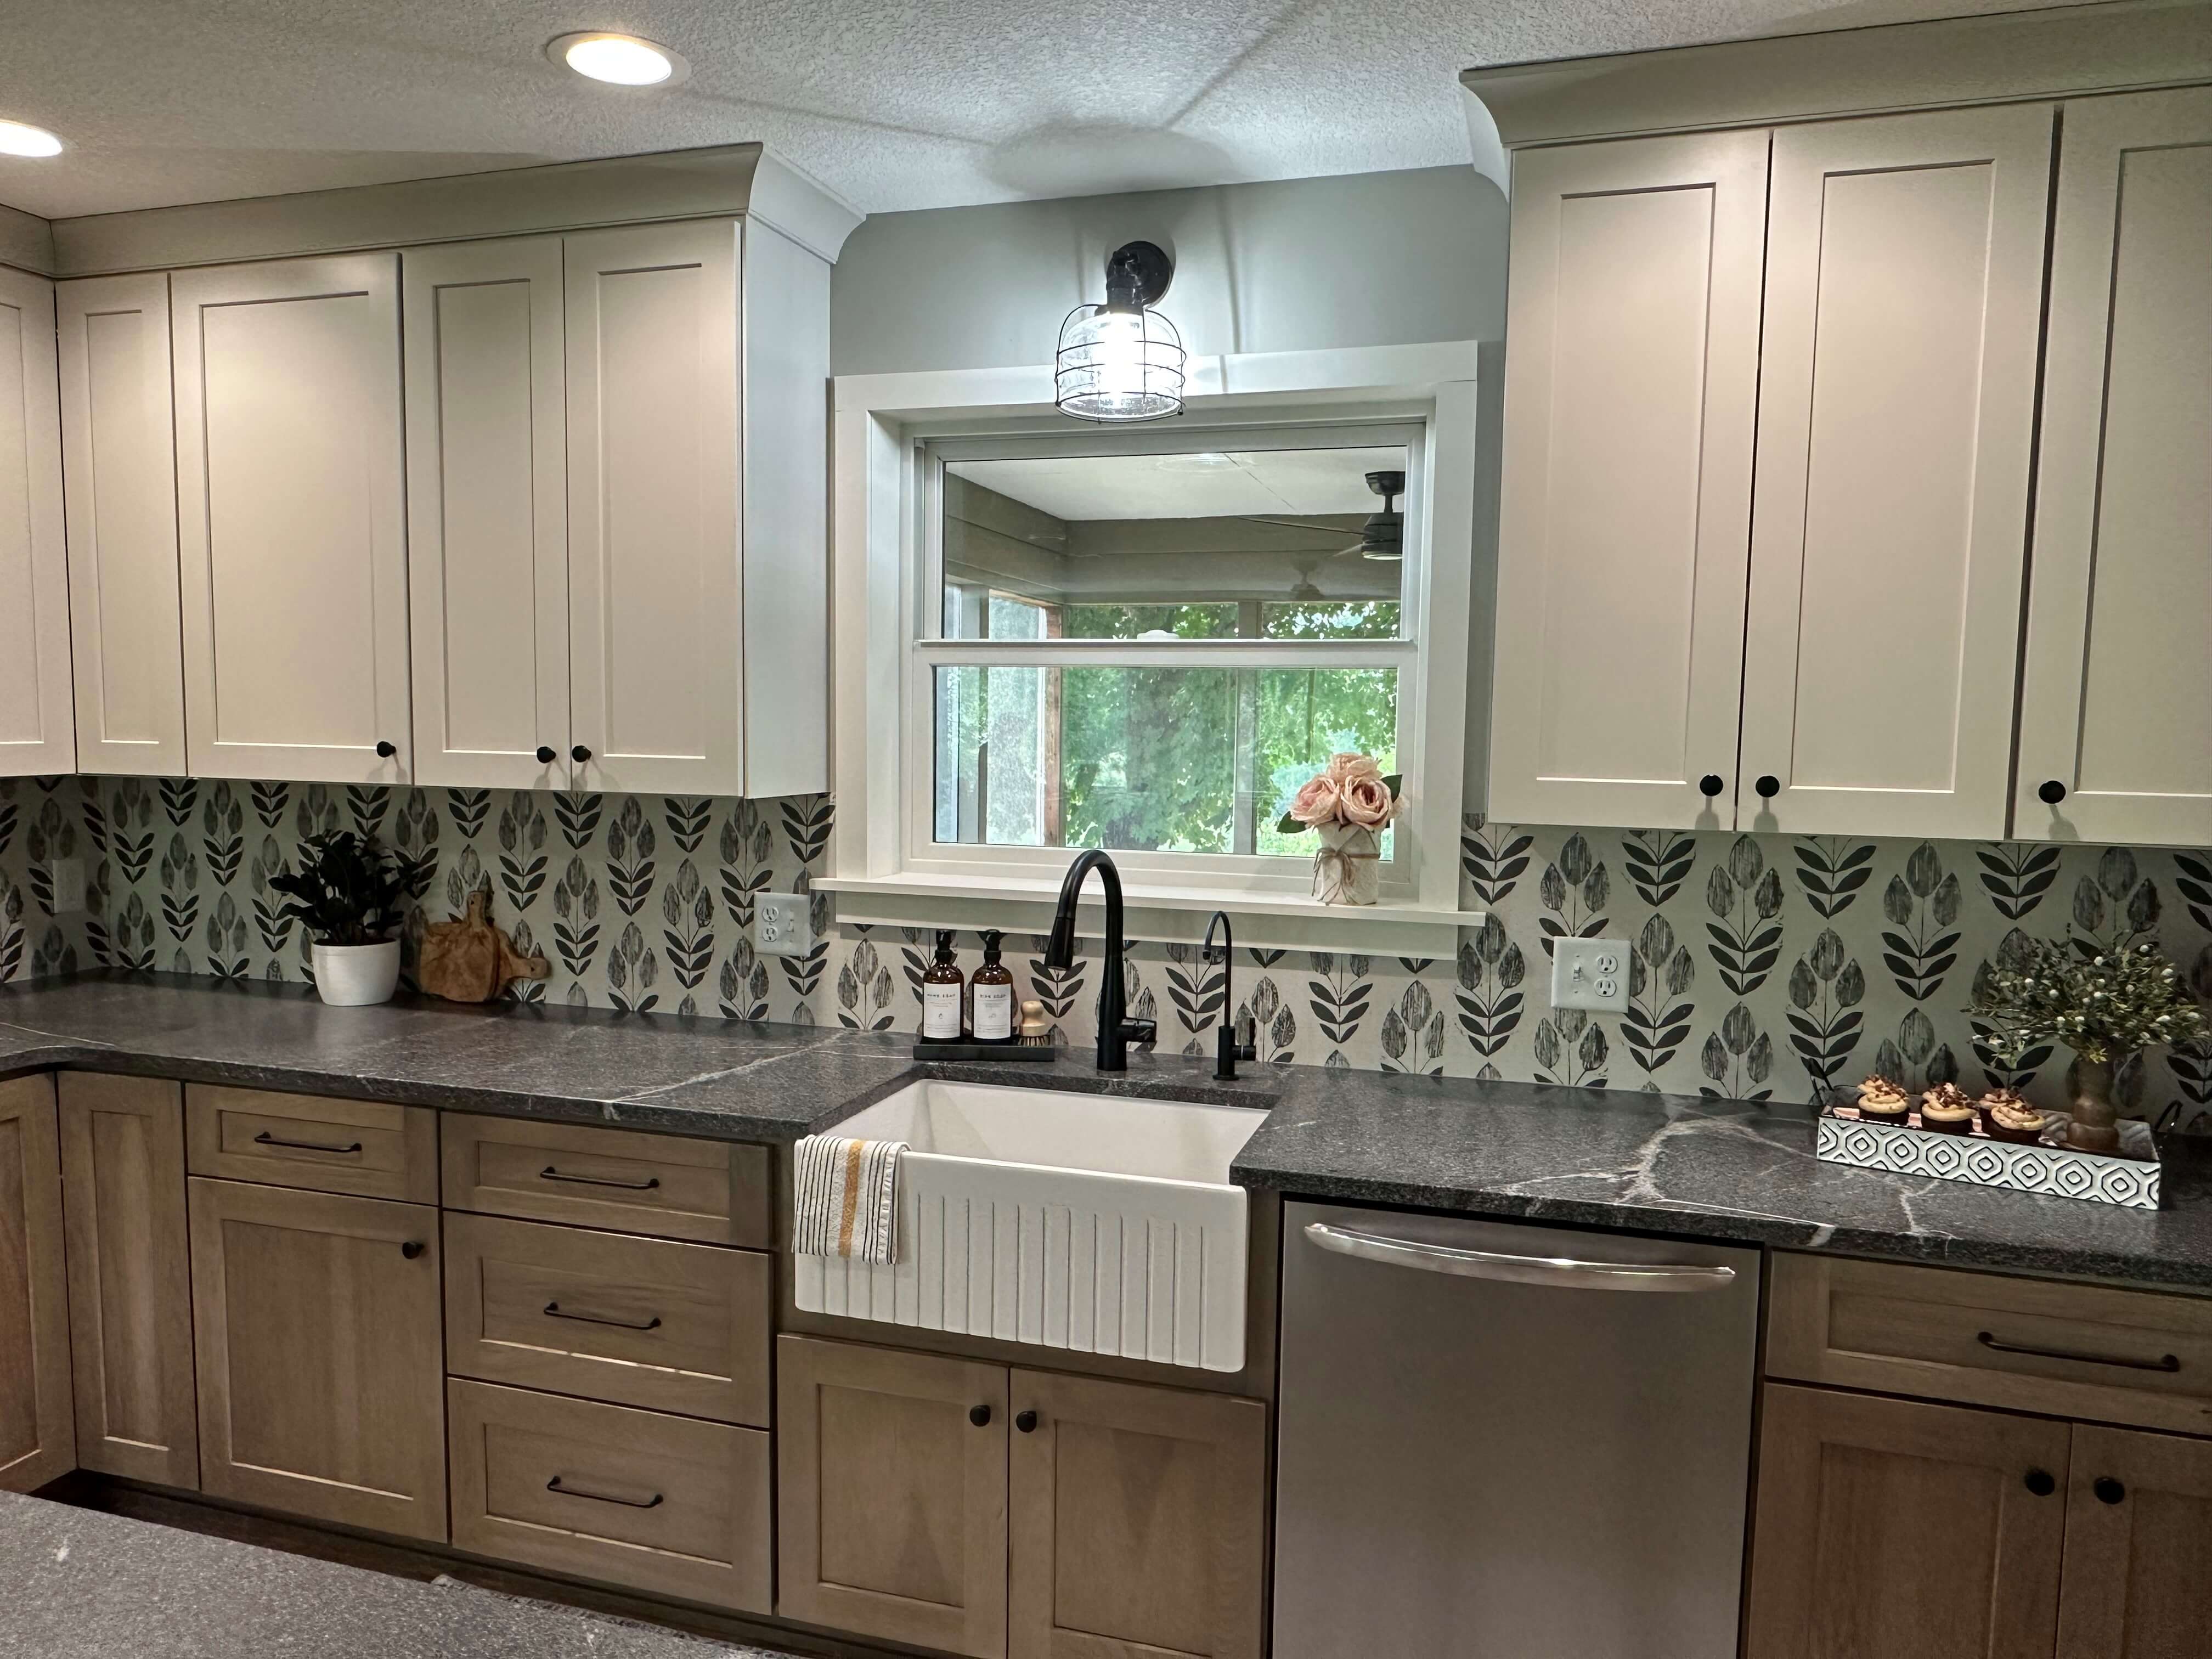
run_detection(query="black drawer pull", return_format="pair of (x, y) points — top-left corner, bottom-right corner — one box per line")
(544, 1301), (662, 1332)
(539, 1166), (661, 1192)
(1977, 1330), (2180, 1373)
(546, 1475), (662, 1510)
(255, 1130), (363, 1155)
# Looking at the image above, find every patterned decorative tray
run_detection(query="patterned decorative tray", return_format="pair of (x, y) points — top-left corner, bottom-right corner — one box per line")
(1818, 1107), (2161, 1210)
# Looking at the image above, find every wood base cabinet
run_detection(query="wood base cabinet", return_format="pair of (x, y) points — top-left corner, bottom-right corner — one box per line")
(2056, 1427), (2212, 1659)
(777, 1336), (1268, 1659)
(0, 1075), (72, 1491)
(1746, 1385), (2068, 1658)
(187, 1177), (445, 1539)
(58, 1074), (198, 1487)
(1009, 1368), (1267, 1659)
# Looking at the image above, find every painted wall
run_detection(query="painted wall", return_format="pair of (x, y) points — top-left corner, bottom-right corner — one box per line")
(830, 165), (1507, 374)
(7, 774), (2209, 1126)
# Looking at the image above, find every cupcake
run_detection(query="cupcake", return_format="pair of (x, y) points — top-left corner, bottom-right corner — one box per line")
(1854, 1076), (1912, 1126)
(1919, 1083), (1976, 1134)
(1981, 1090), (2051, 1145)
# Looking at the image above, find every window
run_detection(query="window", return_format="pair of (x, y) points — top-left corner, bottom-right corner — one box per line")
(914, 424), (1427, 900)
(828, 348), (1482, 951)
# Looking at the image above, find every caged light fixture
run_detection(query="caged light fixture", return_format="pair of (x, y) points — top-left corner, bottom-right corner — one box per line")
(1054, 240), (1186, 422)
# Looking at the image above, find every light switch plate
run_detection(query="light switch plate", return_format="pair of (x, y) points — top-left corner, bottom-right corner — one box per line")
(756, 892), (814, 958)
(47, 856), (87, 915)
(1550, 937), (1629, 1013)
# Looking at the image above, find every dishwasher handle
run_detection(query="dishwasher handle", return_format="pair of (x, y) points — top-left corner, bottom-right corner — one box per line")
(1304, 1221), (1738, 1292)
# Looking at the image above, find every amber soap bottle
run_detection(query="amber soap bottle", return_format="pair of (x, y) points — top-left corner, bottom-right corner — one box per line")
(921, 930), (966, 1040)
(971, 930), (1016, 1043)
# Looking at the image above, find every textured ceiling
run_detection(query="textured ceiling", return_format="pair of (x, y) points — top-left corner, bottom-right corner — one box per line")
(0, 0), (2085, 221)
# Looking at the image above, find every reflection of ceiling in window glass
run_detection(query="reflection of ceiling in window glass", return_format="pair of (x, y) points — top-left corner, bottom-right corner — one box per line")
(947, 447), (1403, 521)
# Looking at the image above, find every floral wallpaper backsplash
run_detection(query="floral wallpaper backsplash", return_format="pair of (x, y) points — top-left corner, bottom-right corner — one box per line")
(3, 774), (2209, 1119)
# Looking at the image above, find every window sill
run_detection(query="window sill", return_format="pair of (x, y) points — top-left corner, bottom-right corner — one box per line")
(813, 873), (1486, 958)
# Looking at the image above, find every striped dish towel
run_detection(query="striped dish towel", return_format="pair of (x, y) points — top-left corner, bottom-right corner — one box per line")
(792, 1135), (907, 1264)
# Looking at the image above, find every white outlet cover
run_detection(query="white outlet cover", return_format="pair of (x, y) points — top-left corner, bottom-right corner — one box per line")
(1550, 937), (1629, 1013)
(756, 892), (814, 959)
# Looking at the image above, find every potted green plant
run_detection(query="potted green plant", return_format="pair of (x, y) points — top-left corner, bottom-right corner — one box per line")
(268, 832), (433, 1006)
(1971, 935), (2207, 1153)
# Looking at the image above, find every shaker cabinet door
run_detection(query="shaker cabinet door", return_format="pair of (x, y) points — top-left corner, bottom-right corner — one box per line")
(58, 1074), (198, 1488)
(0, 1075), (72, 1492)
(403, 236), (572, 791)
(1745, 1384), (2067, 1659)
(1737, 105), (2053, 839)
(776, 1335), (1009, 1658)
(172, 254), (411, 783)
(188, 1177), (445, 1539)
(58, 273), (187, 776)
(2056, 1426), (2212, 1659)
(1008, 1369), (1268, 1659)
(2016, 87), (2212, 845)
(565, 220), (745, 797)
(1489, 129), (1768, 830)
(0, 266), (75, 778)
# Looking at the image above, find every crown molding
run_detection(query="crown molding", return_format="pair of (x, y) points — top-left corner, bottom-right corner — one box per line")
(46, 142), (865, 278)
(1461, 0), (2212, 152)
(0, 200), (54, 277)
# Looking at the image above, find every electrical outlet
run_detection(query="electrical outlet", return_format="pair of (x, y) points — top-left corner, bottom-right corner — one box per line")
(1550, 937), (1629, 1013)
(756, 892), (814, 959)
(47, 856), (87, 915)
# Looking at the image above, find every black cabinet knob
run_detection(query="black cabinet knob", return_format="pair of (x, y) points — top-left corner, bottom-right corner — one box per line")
(2024, 1468), (2056, 1497)
(1015, 1409), (1039, 1434)
(1699, 775), (1724, 798)
(968, 1404), (992, 1427)
(572, 744), (592, 764)
(536, 746), (557, 765)
(375, 740), (397, 759)
(400, 1241), (426, 1260)
(2039, 779), (2067, 805)
(2094, 1476), (2126, 1505)
(1755, 774), (1780, 799)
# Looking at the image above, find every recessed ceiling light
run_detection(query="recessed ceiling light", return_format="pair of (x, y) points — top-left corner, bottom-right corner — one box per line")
(0, 120), (63, 159)
(548, 31), (689, 87)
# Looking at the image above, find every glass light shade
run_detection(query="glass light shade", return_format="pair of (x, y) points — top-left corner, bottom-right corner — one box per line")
(0, 120), (63, 158)
(1055, 304), (1185, 422)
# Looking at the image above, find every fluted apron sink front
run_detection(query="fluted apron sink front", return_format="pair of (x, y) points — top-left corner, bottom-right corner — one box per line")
(793, 1080), (1263, 1372)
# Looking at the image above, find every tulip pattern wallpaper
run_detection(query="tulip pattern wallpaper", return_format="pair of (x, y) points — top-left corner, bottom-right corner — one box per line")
(3, 773), (2209, 1121)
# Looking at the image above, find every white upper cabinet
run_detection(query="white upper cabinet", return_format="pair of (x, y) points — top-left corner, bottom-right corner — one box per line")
(2016, 87), (2212, 845)
(565, 221), (743, 798)
(1737, 105), (2054, 839)
(0, 264), (75, 777)
(171, 254), (411, 783)
(58, 273), (187, 776)
(402, 237), (571, 791)
(1489, 131), (1768, 830)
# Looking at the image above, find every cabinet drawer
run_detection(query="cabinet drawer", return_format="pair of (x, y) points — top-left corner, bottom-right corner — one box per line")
(444, 1213), (770, 1426)
(441, 1115), (769, 1246)
(447, 1379), (770, 1612)
(1768, 1252), (2212, 1436)
(185, 1084), (437, 1202)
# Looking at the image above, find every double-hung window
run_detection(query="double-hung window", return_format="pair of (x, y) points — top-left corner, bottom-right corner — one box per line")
(829, 351), (1482, 951)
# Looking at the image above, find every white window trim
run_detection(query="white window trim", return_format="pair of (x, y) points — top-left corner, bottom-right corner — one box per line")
(826, 341), (1488, 957)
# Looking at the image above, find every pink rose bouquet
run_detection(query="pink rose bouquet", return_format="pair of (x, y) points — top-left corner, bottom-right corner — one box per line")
(1278, 753), (1402, 835)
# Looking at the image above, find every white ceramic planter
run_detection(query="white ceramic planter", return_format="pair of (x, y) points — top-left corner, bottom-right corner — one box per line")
(311, 940), (402, 1006)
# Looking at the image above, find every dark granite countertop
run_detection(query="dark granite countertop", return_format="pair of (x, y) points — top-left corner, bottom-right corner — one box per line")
(3, 972), (2209, 1293)
(0, 1491), (785, 1658)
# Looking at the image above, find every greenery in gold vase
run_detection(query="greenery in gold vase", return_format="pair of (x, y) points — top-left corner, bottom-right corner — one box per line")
(1970, 934), (2207, 1067)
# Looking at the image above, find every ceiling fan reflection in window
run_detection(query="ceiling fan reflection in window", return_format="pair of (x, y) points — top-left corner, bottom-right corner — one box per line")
(1238, 469), (1404, 565)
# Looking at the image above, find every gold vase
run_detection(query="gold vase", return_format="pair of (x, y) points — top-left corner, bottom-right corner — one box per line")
(2065, 1053), (2120, 1153)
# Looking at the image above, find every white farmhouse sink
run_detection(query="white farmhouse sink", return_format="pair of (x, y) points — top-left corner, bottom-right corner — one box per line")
(792, 1080), (1263, 1372)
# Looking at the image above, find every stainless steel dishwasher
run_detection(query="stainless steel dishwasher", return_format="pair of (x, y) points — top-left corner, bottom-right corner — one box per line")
(1273, 1202), (1761, 1659)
